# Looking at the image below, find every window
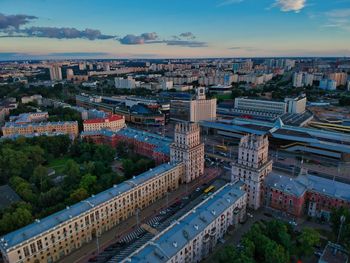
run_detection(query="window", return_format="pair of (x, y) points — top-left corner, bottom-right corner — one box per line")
(30, 243), (36, 253)
(37, 240), (43, 250)
(23, 246), (30, 257)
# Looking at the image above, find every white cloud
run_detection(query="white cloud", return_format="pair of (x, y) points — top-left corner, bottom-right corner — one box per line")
(274, 0), (306, 13)
(217, 0), (243, 7)
(324, 8), (350, 32)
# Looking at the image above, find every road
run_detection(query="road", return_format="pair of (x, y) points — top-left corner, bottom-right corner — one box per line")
(58, 168), (222, 263)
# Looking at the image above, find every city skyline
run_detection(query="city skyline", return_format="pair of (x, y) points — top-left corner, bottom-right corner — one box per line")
(0, 0), (350, 60)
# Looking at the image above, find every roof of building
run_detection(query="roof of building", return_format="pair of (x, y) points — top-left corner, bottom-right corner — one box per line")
(199, 118), (350, 153)
(83, 114), (124, 124)
(0, 163), (179, 251)
(9, 112), (48, 124)
(81, 127), (171, 156)
(125, 183), (245, 263)
(0, 185), (22, 210)
(3, 121), (78, 128)
(265, 172), (350, 201)
(319, 242), (348, 263)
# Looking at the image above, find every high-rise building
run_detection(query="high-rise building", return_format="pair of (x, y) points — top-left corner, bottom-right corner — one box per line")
(170, 122), (204, 183)
(231, 134), (272, 210)
(292, 72), (303, 87)
(66, 68), (74, 80)
(49, 65), (62, 81)
(170, 88), (216, 122)
(115, 76), (136, 89)
(328, 72), (348, 86)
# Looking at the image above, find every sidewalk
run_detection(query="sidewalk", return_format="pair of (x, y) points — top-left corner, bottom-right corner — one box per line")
(59, 168), (221, 263)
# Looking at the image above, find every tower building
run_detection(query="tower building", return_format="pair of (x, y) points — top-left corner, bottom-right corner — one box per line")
(170, 122), (205, 183)
(231, 134), (272, 210)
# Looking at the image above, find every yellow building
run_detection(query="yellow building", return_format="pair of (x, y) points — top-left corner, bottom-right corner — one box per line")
(0, 163), (184, 263)
(1, 121), (79, 138)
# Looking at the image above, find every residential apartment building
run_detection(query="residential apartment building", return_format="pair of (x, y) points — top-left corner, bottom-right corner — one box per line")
(114, 76), (136, 89)
(170, 122), (205, 183)
(0, 163), (184, 263)
(49, 65), (62, 81)
(328, 72), (348, 86)
(231, 134), (272, 210)
(1, 121), (79, 138)
(83, 114), (125, 132)
(123, 182), (247, 263)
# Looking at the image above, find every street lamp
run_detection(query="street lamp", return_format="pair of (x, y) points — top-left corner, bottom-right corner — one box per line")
(337, 215), (346, 244)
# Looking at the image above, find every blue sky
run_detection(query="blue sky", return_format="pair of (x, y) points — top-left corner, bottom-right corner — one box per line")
(0, 0), (349, 59)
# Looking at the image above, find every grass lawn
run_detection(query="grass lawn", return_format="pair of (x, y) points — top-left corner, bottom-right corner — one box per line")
(48, 157), (73, 173)
(214, 93), (232, 100)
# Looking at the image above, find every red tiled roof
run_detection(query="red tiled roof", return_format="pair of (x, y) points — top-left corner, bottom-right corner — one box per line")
(84, 114), (124, 124)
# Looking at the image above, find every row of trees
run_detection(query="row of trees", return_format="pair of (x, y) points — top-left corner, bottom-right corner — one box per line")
(0, 136), (121, 235)
(218, 220), (320, 263)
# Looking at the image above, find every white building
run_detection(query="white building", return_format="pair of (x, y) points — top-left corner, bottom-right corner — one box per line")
(232, 134), (272, 210)
(285, 96), (307, 114)
(234, 97), (287, 115)
(115, 76), (136, 89)
(170, 122), (205, 183)
(49, 65), (62, 81)
(293, 72), (303, 88)
(160, 80), (173, 90)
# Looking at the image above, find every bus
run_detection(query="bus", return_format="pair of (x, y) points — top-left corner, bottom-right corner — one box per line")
(215, 145), (227, 152)
(204, 185), (215, 194)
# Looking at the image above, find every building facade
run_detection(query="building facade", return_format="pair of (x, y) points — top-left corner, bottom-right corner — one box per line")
(234, 97), (287, 115)
(114, 76), (136, 89)
(49, 65), (62, 81)
(124, 182), (247, 263)
(170, 88), (217, 123)
(0, 163), (184, 263)
(170, 122), (205, 183)
(231, 134), (272, 210)
(83, 114), (125, 132)
(1, 121), (79, 139)
(81, 128), (171, 165)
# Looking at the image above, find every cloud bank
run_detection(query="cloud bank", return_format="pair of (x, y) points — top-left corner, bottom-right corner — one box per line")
(274, 0), (306, 13)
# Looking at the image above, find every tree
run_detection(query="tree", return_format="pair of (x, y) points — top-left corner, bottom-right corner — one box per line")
(63, 159), (81, 187)
(69, 188), (89, 203)
(297, 228), (320, 256)
(79, 174), (97, 193)
(31, 165), (51, 192)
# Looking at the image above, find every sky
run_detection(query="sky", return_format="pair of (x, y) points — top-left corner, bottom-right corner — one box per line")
(0, 0), (349, 60)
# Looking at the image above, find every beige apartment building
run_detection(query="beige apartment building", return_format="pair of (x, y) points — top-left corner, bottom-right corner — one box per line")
(83, 114), (125, 132)
(124, 182), (247, 263)
(0, 163), (184, 263)
(1, 121), (79, 138)
(231, 134), (272, 210)
(170, 122), (205, 183)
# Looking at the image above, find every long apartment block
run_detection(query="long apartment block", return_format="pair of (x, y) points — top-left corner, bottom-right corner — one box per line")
(123, 182), (247, 263)
(0, 163), (184, 263)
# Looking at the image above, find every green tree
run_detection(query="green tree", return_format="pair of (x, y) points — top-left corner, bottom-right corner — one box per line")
(31, 165), (51, 192)
(79, 173), (97, 193)
(69, 188), (89, 203)
(297, 228), (320, 256)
